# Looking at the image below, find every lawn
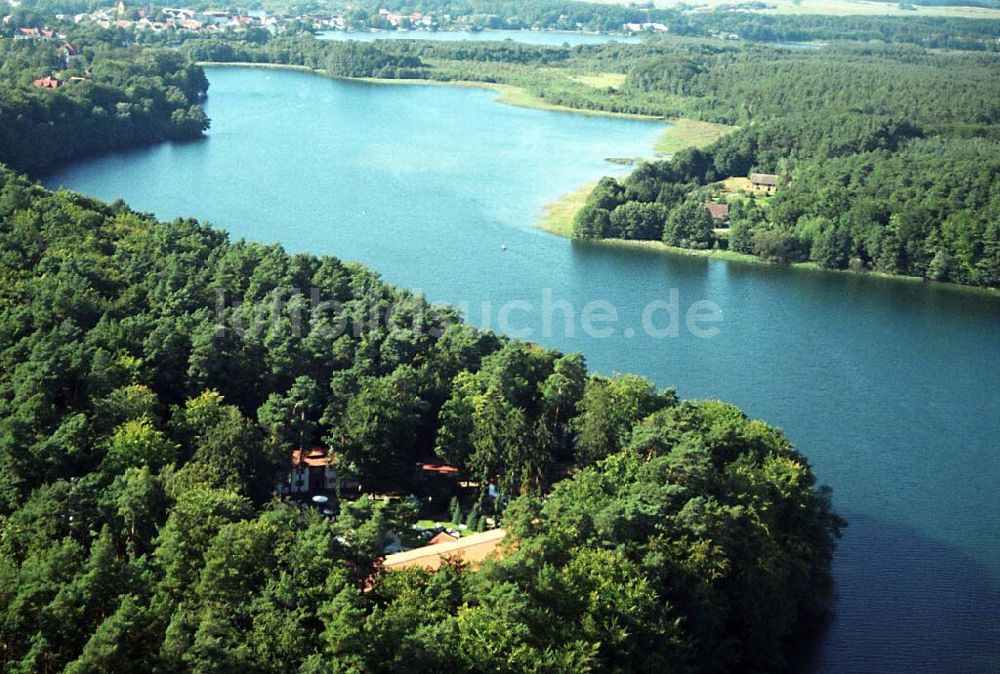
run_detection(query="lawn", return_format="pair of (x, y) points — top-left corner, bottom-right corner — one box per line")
(719, 176), (752, 193)
(568, 72), (628, 89)
(655, 118), (737, 155)
(413, 519), (474, 538)
(489, 83), (660, 120)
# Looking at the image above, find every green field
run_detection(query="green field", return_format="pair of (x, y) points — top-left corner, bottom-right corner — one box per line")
(593, 237), (760, 263)
(487, 82), (659, 119)
(568, 72), (629, 89)
(655, 118), (737, 155)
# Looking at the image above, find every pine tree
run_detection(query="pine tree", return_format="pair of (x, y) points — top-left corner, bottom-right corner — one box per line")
(465, 501), (480, 530)
(449, 496), (461, 524)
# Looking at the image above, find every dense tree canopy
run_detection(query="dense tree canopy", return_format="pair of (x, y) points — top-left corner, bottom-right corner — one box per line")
(0, 165), (842, 671)
(0, 40), (209, 174)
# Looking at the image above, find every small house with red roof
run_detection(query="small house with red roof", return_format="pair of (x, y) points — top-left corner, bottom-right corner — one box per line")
(705, 201), (730, 222)
(32, 75), (61, 89)
(428, 531), (459, 546)
(417, 459), (460, 478)
(17, 27), (55, 39)
(275, 448), (346, 495)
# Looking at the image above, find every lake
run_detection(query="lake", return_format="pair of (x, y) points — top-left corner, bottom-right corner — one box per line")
(44, 66), (1000, 673)
(316, 28), (643, 46)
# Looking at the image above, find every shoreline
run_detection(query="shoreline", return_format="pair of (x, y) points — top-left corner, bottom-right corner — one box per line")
(654, 118), (737, 155)
(553, 223), (1000, 297)
(198, 62), (998, 298)
(539, 183), (999, 297)
(197, 61), (668, 122)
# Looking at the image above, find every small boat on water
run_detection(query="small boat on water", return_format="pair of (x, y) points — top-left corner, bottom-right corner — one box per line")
(501, 244), (508, 251)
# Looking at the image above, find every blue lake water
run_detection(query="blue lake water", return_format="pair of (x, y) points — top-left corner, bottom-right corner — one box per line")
(43, 66), (1000, 673)
(316, 28), (643, 46)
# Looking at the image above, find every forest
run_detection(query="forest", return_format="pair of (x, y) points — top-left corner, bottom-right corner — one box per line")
(0, 163), (842, 671)
(0, 39), (209, 174)
(669, 12), (1000, 50)
(572, 42), (1000, 287)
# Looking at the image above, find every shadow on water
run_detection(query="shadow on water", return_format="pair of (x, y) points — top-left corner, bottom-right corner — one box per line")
(791, 510), (1000, 674)
(570, 239), (1000, 305)
(36, 136), (209, 184)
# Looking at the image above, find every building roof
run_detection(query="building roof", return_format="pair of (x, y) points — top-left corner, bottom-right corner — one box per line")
(750, 173), (779, 186)
(417, 459), (460, 476)
(33, 76), (61, 89)
(428, 531), (459, 546)
(705, 201), (729, 220)
(383, 528), (507, 572)
(292, 448), (334, 468)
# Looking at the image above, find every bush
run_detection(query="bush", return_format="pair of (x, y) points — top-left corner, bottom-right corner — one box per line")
(753, 229), (804, 264)
(663, 199), (715, 249)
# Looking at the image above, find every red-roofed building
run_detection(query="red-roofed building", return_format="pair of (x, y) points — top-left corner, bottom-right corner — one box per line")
(428, 531), (459, 546)
(18, 27), (56, 39)
(32, 75), (61, 89)
(275, 448), (346, 495)
(417, 459), (460, 476)
(705, 201), (729, 222)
